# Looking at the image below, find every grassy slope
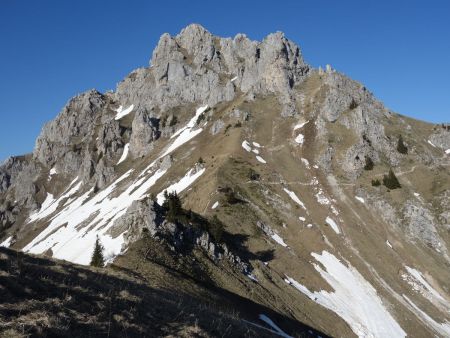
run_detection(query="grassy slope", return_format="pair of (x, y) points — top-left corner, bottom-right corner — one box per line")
(0, 244), (327, 338)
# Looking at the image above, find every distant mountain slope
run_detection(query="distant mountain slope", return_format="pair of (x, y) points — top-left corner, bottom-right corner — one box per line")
(1, 24), (450, 337)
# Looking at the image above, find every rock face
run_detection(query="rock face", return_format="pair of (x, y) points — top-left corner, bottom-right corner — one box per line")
(116, 24), (309, 114)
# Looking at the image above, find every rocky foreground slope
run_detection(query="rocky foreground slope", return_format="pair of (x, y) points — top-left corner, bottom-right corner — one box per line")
(1, 24), (450, 337)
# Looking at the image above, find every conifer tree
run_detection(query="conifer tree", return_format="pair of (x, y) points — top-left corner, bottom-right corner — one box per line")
(163, 191), (183, 222)
(90, 236), (105, 267)
(383, 169), (401, 189)
(364, 156), (374, 170)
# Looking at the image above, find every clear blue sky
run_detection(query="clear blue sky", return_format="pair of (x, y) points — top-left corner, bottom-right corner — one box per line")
(1, 0), (449, 161)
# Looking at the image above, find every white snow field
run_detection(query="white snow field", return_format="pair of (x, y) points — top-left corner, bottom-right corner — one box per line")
(156, 167), (206, 205)
(286, 251), (406, 338)
(114, 104), (134, 120)
(117, 143), (130, 165)
(24, 106), (210, 265)
(325, 217), (341, 234)
(283, 188), (306, 210)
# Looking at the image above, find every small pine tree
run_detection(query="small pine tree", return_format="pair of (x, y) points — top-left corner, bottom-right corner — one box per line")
(383, 169), (401, 189)
(197, 157), (204, 164)
(371, 178), (381, 186)
(90, 237), (105, 267)
(163, 191), (183, 222)
(397, 135), (408, 154)
(364, 156), (374, 170)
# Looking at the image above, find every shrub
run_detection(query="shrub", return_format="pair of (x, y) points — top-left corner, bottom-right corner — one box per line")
(169, 115), (178, 127)
(364, 156), (374, 170)
(349, 99), (358, 110)
(197, 157), (205, 164)
(160, 115), (168, 128)
(397, 135), (408, 154)
(234, 121), (242, 128)
(196, 113), (205, 125)
(371, 179), (381, 186)
(90, 237), (105, 267)
(248, 168), (260, 181)
(383, 169), (401, 189)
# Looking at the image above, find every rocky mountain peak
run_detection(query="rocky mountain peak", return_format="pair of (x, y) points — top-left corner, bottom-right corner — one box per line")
(2, 24), (450, 338)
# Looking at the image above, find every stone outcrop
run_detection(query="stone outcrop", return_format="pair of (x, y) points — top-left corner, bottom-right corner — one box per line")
(111, 197), (251, 274)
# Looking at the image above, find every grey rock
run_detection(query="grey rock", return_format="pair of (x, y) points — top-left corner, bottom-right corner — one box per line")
(210, 119), (225, 135)
(130, 108), (160, 158)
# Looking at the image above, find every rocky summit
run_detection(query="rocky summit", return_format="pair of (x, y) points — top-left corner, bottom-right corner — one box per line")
(1, 24), (450, 337)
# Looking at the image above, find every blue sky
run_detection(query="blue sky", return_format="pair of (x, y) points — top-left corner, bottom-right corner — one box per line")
(1, 0), (449, 161)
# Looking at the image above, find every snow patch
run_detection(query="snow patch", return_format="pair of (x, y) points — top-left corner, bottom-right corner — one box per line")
(28, 181), (83, 223)
(325, 216), (340, 234)
(48, 167), (57, 180)
(242, 140), (252, 152)
(156, 167), (206, 205)
(315, 190), (331, 205)
(230, 76), (238, 82)
(115, 104), (134, 120)
(247, 273), (258, 282)
(271, 233), (288, 247)
(24, 167), (164, 265)
(445, 149), (450, 155)
(0, 236), (12, 248)
(299, 216), (306, 222)
(283, 188), (306, 210)
(386, 240), (393, 249)
(256, 155), (267, 164)
(287, 251), (406, 338)
(355, 196), (365, 204)
(160, 105), (208, 157)
(252, 149), (260, 154)
(211, 201), (219, 209)
(294, 133), (304, 145)
(116, 143), (129, 165)
(427, 140), (436, 147)
(301, 158), (310, 168)
(293, 120), (309, 131)
(252, 142), (261, 148)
